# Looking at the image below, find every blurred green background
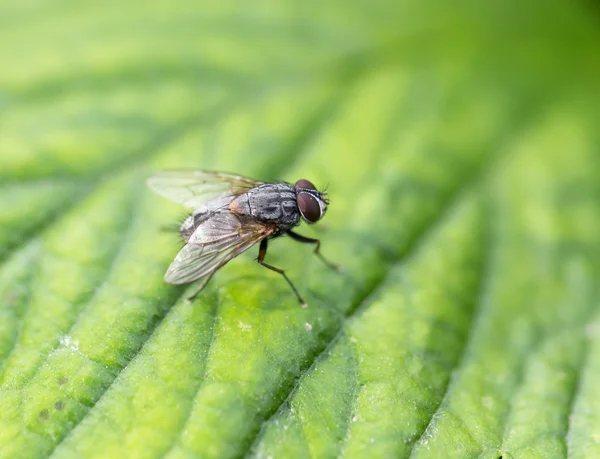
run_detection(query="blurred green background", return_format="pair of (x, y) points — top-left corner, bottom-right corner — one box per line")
(1, 1), (600, 458)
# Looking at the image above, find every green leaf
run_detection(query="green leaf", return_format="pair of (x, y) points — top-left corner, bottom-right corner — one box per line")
(1, 1), (599, 458)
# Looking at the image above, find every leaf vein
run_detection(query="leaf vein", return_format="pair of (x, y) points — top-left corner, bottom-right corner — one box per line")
(157, 295), (221, 459)
(0, 244), (39, 380)
(406, 205), (492, 457)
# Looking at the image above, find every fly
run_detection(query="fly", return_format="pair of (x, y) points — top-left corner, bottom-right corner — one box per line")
(147, 171), (340, 306)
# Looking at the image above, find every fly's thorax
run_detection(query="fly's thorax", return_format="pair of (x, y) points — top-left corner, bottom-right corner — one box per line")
(230, 183), (300, 230)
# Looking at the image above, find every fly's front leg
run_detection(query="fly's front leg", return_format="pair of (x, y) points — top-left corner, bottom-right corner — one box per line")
(287, 230), (342, 272)
(258, 239), (307, 307)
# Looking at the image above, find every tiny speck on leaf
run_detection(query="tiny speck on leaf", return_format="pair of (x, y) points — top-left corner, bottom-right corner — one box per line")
(305, 323), (313, 331)
(59, 335), (79, 351)
(238, 321), (252, 332)
(55, 401), (65, 411)
(58, 376), (68, 386)
(39, 409), (49, 420)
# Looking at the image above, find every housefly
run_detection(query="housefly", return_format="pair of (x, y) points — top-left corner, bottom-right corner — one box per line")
(147, 171), (340, 306)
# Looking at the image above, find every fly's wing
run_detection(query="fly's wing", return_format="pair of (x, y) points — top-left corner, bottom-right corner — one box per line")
(147, 170), (262, 210)
(164, 211), (274, 285)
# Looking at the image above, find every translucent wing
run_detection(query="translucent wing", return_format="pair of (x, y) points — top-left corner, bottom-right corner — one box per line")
(147, 170), (262, 210)
(164, 211), (274, 284)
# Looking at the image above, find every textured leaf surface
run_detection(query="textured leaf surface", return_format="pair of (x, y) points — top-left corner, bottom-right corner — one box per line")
(1, 1), (600, 458)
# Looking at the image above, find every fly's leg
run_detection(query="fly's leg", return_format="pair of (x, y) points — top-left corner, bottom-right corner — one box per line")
(185, 271), (215, 303)
(258, 239), (307, 308)
(287, 230), (342, 272)
(160, 223), (182, 233)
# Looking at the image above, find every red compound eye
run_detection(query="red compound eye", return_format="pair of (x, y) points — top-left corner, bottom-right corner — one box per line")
(294, 179), (316, 191)
(297, 192), (322, 223)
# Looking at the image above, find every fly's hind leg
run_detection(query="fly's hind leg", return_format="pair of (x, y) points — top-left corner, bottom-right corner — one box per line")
(185, 271), (216, 304)
(257, 239), (307, 307)
(287, 230), (342, 272)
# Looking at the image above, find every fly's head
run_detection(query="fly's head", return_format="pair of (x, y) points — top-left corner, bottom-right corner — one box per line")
(294, 179), (329, 224)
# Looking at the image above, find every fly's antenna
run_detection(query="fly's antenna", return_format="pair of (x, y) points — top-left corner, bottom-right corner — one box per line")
(319, 182), (330, 205)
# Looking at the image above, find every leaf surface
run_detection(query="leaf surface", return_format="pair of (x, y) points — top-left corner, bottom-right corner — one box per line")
(1, 1), (599, 458)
